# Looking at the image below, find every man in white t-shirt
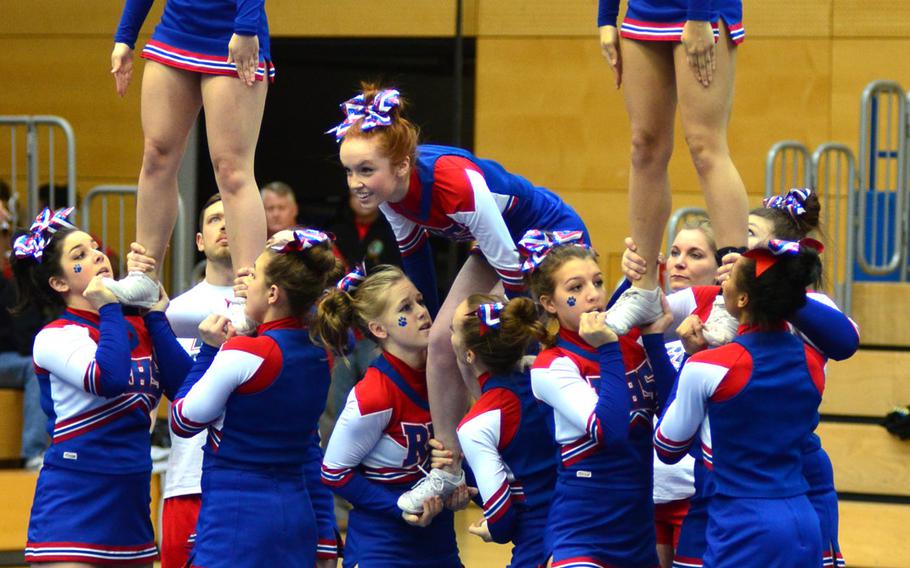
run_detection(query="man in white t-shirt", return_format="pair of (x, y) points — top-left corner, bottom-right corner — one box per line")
(161, 194), (234, 568)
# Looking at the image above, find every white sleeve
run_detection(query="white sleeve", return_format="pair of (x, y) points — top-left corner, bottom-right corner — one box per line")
(457, 410), (510, 507)
(379, 202), (427, 256)
(323, 389), (392, 470)
(449, 169), (523, 291)
(654, 360), (725, 460)
(531, 357), (597, 433)
(177, 349), (262, 427)
(33, 326), (98, 391)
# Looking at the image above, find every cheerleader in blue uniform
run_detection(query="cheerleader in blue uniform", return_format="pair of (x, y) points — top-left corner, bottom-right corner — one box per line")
(656, 239), (827, 567)
(169, 229), (340, 568)
(106, 0), (271, 330)
(328, 84), (590, 505)
(10, 208), (190, 566)
(594, 0), (748, 337)
(315, 265), (467, 568)
(443, 294), (557, 567)
(522, 231), (675, 568)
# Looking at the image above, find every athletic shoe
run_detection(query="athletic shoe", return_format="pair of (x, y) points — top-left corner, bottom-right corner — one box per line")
(604, 286), (663, 335)
(102, 271), (159, 308)
(702, 296), (740, 346)
(227, 297), (257, 336)
(397, 468), (465, 514)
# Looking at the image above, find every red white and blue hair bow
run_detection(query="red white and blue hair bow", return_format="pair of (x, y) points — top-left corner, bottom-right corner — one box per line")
(12, 207), (76, 261)
(744, 237), (824, 277)
(476, 302), (504, 336)
(762, 187), (811, 219)
(269, 229), (334, 254)
(517, 229), (587, 274)
(337, 261), (367, 293)
(326, 89), (401, 143)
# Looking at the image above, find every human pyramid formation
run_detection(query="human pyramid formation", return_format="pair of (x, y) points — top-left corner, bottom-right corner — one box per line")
(9, 1), (859, 568)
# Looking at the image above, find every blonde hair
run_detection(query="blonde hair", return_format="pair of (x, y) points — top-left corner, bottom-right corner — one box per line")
(313, 265), (408, 353)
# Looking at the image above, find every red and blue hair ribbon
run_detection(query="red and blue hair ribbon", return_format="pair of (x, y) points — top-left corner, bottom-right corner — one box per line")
(327, 89), (401, 143)
(12, 207), (77, 261)
(269, 228), (333, 254)
(762, 187), (811, 219)
(744, 237), (824, 277)
(476, 302), (504, 336)
(337, 261), (367, 293)
(517, 229), (587, 274)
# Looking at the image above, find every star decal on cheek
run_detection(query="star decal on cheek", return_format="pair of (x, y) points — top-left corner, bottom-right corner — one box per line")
(567, 296), (576, 307)
(73, 264), (82, 274)
(398, 316), (407, 327)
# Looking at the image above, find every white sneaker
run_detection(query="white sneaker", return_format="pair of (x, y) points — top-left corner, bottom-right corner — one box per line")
(604, 287), (663, 335)
(227, 297), (257, 336)
(102, 271), (160, 308)
(397, 468), (465, 514)
(702, 296), (740, 347)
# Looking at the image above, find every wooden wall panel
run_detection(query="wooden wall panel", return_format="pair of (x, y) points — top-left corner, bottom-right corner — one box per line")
(817, 422), (910, 496)
(267, 0), (467, 38)
(743, 0), (832, 38)
(839, 501), (910, 567)
(477, 0), (595, 37)
(833, 0), (910, 38)
(823, 350), (910, 416)
(830, 40), (910, 148)
(0, 2), (162, 37)
(0, 37), (144, 187)
(851, 283), (910, 347)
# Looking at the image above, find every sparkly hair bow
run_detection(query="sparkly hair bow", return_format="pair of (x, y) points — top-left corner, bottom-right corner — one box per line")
(762, 187), (812, 219)
(744, 237), (824, 277)
(12, 207), (76, 261)
(269, 228), (334, 254)
(476, 302), (504, 336)
(517, 229), (587, 274)
(326, 89), (401, 143)
(337, 261), (367, 293)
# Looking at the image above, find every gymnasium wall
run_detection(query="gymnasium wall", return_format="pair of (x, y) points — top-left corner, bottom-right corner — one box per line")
(2, 0), (909, 277)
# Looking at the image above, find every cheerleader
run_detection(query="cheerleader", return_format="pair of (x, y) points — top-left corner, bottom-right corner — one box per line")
(523, 230), (674, 568)
(448, 294), (557, 567)
(655, 239), (826, 566)
(595, 0), (748, 336)
(107, 0), (271, 331)
(328, 83), (589, 503)
(626, 189), (856, 567)
(315, 265), (465, 568)
(169, 229), (340, 568)
(10, 208), (189, 566)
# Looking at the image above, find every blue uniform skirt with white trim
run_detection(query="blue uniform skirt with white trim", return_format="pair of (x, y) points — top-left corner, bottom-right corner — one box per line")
(26, 464), (158, 564)
(549, 479), (659, 568)
(190, 465), (316, 568)
(509, 504), (550, 568)
(704, 495), (822, 568)
(672, 495), (709, 568)
(343, 484), (461, 568)
(804, 447), (844, 567)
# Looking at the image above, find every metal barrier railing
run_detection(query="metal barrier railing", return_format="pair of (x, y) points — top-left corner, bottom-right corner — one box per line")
(765, 140), (811, 199)
(82, 185), (190, 295)
(0, 116), (77, 224)
(663, 206), (708, 293)
(812, 143), (858, 314)
(857, 80), (907, 278)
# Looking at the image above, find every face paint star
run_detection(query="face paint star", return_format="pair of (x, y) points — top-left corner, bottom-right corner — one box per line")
(398, 316), (407, 327)
(567, 296), (576, 307)
(73, 264), (82, 273)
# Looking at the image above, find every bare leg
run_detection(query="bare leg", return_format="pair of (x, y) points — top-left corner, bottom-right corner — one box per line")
(657, 543), (674, 568)
(675, 22), (748, 250)
(426, 255), (500, 471)
(621, 39), (678, 290)
(199, 75), (268, 271)
(136, 62), (203, 269)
